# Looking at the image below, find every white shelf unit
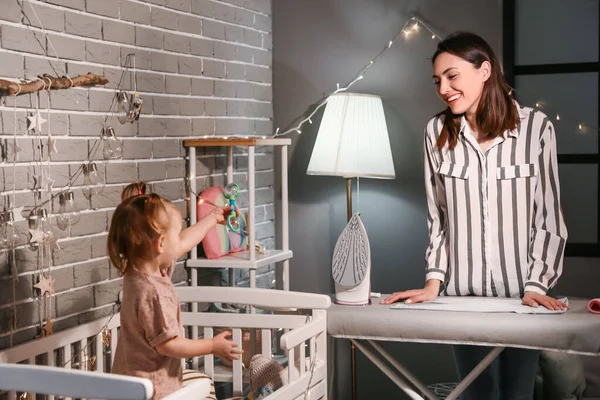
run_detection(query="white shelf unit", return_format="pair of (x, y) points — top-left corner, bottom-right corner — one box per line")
(184, 137), (292, 291)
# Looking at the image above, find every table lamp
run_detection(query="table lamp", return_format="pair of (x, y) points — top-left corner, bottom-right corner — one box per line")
(307, 92), (395, 306)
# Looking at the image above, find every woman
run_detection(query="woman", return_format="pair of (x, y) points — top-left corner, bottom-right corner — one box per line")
(382, 32), (568, 400)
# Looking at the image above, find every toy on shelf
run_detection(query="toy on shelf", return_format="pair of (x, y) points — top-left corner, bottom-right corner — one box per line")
(223, 183), (241, 233)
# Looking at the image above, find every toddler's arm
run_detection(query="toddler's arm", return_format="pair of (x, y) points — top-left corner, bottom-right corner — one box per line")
(155, 331), (242, 361)
(176, 206), (232, 258)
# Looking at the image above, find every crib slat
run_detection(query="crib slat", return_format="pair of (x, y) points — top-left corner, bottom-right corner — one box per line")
(47, 350), (56, 400)
(300, 342), (306, 376)
(110, 328), (118, 368)
(261, 329), (271, 357)
(64, 343), (73, 400)
(203, 327), (214, 379)
(96, 334), (104, 373)
(27, 358), (36, 400)
(287, 348), (295, 383)
(232, 329), (243, 397)
(80, 339), (88, 400)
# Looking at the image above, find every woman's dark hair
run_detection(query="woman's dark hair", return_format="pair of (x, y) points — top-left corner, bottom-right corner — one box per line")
(432, 32), (518, 149)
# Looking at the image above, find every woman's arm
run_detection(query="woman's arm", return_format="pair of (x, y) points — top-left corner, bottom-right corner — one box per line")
(526, 119), (568, 296)
(423, 123), (449, 283)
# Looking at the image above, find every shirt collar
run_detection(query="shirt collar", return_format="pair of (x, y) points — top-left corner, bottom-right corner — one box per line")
(459, 100), (526, 139)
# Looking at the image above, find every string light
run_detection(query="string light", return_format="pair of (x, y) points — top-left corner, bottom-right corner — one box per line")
(271, 14), (599, 138)
(530, 100), (594, 133)
(272, 15), (442, 138)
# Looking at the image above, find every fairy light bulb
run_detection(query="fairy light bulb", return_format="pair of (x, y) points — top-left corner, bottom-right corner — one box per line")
(82, 163), (106, 200)
(56, 191), (81, 231)
(0, 211), (27, 251)
(33, 208), (55, 245)
(116, 91), (130, 125)
(556, 114), (560, 121)
(102, 127), (123, 160)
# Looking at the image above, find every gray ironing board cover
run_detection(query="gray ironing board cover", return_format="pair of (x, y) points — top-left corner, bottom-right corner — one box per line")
(327, 296), (600, 356)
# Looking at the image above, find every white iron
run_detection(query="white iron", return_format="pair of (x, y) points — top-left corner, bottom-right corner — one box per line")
(332, 213), (371, 306)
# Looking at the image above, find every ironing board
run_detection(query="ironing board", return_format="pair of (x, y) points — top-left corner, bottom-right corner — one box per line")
(328, 296), (600, 400)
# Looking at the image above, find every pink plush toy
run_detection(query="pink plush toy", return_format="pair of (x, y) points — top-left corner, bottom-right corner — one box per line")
(197, 186), (247, 259)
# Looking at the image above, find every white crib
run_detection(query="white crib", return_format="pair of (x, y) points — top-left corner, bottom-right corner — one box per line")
(0, 286), (330, 400)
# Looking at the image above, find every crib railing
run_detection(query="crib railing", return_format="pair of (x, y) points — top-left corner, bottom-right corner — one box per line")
(176, 286), (330, 399)
(0, 287), (330, 400)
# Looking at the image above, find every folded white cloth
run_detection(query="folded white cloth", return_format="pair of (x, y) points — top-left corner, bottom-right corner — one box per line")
(390, 296), (568, 314)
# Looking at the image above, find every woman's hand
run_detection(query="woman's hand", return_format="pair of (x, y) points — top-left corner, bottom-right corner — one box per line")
(381, 280), (441, 305)
(522, 291), (568, 311)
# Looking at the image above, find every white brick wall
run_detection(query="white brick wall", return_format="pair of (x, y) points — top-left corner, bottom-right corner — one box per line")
(0, 0), (274, 349)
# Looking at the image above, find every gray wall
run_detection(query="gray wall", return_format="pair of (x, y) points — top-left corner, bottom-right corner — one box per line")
(274, 1), (600, 399)
(273, 1), (501, 398)
(0, 0), (274, 349)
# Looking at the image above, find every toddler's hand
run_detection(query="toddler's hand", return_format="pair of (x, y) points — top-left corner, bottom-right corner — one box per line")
(209, 206), (233, 225)
(211, 331), (243, 362)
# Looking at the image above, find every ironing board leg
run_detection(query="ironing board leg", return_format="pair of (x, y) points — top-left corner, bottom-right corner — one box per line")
(351, 340), (429, 400)
(445, 346), (505, 400)
(368, 340), (439, 400)
(350, 340), (504, 400)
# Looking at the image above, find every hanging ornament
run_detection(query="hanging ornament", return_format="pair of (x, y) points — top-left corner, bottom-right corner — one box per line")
(41, 316), (54, 336)
(82, 163), (106, 199)
(29, 208), (55, 245)
(101, 127), (123, 160)
(116, 91), (130, 125)
(116, 91), (143, 124)
(34, 274), (56, 296)
(80, 351), (96, 371)
(18, 393), (33, 400)
(26, 111), (47, 133)
(32, 174), (42, 191)
(0, 211), (27, 252)
(47, 234), (60, 251)
(56, 191), (81, 231)
(48, 134), (58, 156)
(101, 327), (111, 347)
(42, 170), (55, 194)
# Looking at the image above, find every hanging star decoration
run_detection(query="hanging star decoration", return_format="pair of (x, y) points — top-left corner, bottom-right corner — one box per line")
(48, 135), (58, 156)
(29, 227), (45, 244)
(48, 234), (60, 251)
(27, 112), (47, 133)
(41, 317), (54, 336)
(32, 174), (42, 190)
(102, 328), (112, 347)
(42, 170), (55, 193)
(34, 274), (56, 296)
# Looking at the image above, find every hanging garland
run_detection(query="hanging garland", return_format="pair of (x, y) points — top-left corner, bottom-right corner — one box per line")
(0, 73), (108, 96)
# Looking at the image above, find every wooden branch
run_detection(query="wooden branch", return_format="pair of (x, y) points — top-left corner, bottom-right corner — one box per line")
(0, 73), (109, 96)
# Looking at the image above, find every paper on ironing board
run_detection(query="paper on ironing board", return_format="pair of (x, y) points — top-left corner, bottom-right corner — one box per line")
(390, 296), (568, 314)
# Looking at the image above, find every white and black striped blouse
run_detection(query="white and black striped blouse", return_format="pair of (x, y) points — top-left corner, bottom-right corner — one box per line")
(424, 103), (568, 298)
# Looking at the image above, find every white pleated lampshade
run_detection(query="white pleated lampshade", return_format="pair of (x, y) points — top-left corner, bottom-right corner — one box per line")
(307, 93), (395, 179)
